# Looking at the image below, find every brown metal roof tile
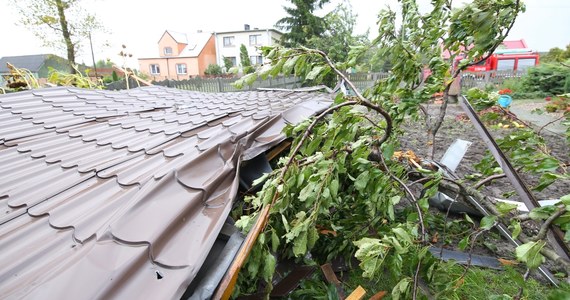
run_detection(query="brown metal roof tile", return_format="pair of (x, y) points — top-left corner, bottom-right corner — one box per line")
(0, 86), (333, 299)
(28, 177), (139, 242)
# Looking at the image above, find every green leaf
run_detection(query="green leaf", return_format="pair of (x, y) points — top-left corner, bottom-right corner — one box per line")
(529, 205), (558, 220)
(480, 215), (497, 230)
(252, 173), (270, 187)
(354, 171), (370, 192)
(418, 197), (429, 211)
(560, 194), (570, 206)
(354, 238), (388, 278)
(509, 220), (522, 240)
(329, 178), (339, 198)
(382, 143), (395, 159)
(293, 231), (308, 257)
(281, 214), (290, 232)
(464, 214), (475, 225)
(458, 236), (470, 250)
(233, 78), (244, 89)
(496, 202), (518, 216)
(392, 277), (411, 300)
(305, 66), (324, 80)
(262, 252), (276, 282)
(515, 240), (546, 269)
(307, 226), (319, 249)
(271, 229), (280, 252)
(392, 227), (413, 245)
(299, 182), (316, 203)
(243, 73), (258, 85)
(296, 173), (305, 187)
(282, 55), (300, 74)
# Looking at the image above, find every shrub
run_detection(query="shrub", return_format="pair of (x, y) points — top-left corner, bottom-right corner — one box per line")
(243, 65), (255, 74)
(204, 64), (222, 76)
(521, 62), (570, 95)
(500, 77), (525, 93)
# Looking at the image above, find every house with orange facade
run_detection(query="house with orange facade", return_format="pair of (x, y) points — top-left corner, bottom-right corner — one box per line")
(138, 30), (216, 80)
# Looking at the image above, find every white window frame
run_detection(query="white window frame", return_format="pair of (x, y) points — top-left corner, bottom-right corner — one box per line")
(226, 56), (237, 67)
(164, 47), (173, 55)
(149, 64), (160, 75)
(223, 36), (235, 47)
(249, 34), (261, 46)
(176, 63), (187, 74)
(250, 55), (263, 65)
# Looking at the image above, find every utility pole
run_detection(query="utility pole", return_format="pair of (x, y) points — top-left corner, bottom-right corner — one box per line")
(89, 32), (99, 78)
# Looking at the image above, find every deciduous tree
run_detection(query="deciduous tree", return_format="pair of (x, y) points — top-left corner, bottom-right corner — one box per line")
(306, 2), (367, 64)
(12, 0), (104, 73)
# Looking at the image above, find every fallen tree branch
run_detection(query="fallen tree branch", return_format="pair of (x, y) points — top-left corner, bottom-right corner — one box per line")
(474, 173), (507, 189)
(439, 179), (570, 277)
(531, 205), (567, 242)
(215, 49), (395, 299)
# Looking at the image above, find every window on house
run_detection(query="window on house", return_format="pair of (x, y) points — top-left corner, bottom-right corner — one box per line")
(249, 35), (261, 45)
(150, 64), (160, 74)
(223, 36), (235, 47)
(249, 55), (263, 65)
(227, 57), (237, 67)
(176, 64), (187, 74)
(164, 47), (173, 55)
(497, 59), (515, 71)
(516, 58), (536, 71)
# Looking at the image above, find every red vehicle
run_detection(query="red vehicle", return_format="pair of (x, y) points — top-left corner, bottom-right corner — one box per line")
(464, 49), (540, 72)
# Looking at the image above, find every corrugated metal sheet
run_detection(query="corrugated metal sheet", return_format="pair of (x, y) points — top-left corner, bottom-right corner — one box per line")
(0, 86), (332, 299)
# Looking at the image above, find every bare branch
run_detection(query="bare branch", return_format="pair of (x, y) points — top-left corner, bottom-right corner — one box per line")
(538, 114), (566, 135)
(474, 173), (506, 189)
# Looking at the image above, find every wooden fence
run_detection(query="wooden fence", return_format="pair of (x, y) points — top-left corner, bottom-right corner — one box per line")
(346, 72), (391, 92)
(105, 75), (303, 92)
(105, 70), (520, 93)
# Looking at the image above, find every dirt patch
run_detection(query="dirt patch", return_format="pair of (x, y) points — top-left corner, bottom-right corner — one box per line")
(400, 103), (570, 200)
(397, 102), (570, 278)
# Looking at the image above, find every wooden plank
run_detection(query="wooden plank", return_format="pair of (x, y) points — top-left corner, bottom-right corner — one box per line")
(369, 291), (387, 300)
(346, 286), (366, 300)
(266, 140), (291, 161)
(320, 263), (345, 299)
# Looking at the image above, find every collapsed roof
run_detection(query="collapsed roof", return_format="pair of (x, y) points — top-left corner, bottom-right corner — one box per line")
(0, 86), (332, 299)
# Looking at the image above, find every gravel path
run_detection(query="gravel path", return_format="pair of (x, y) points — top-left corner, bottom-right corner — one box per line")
(510, 100), (566, 134)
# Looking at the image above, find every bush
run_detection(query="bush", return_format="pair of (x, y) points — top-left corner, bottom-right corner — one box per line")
(243, 65), (255, 74)
(521, 62), (570, 95)
(204, 64), (222, 76)
(500, 77), (524, 93)
(510, 91), (549, 99)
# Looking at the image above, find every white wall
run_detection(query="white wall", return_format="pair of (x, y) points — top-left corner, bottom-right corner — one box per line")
(214, 29), (282, 68)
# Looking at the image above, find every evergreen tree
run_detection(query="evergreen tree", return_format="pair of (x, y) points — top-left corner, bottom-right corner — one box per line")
(239, 44), (254, 74)
(276, 0), (330, 47)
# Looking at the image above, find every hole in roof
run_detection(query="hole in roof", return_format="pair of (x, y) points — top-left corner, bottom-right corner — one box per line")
(155, 270), (164, 280)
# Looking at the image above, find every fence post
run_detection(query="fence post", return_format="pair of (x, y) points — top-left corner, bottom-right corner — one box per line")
(217, 78), (223, 92)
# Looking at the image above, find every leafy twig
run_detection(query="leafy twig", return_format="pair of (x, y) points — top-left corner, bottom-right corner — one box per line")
(530, 205), (567, 242)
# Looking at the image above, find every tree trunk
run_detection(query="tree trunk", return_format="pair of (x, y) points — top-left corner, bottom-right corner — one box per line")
(55, 0), (76, 74)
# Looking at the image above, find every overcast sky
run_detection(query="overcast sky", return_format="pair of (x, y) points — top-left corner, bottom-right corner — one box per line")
(0, 0), (568, 68)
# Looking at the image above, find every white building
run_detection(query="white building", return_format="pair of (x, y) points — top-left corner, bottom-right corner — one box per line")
(214, 25), (282, 69)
